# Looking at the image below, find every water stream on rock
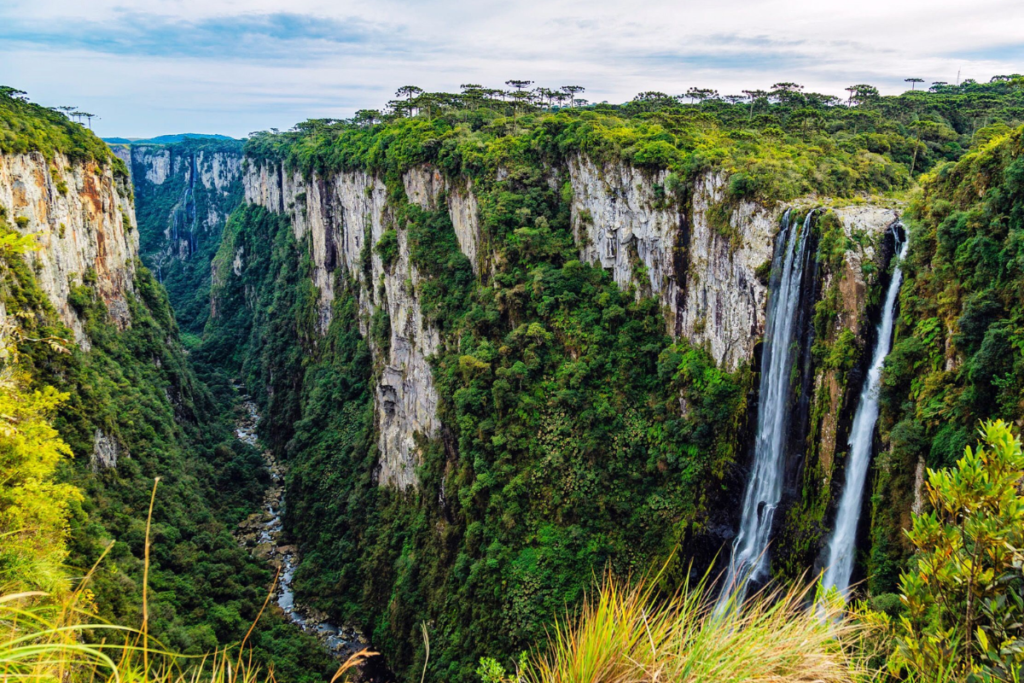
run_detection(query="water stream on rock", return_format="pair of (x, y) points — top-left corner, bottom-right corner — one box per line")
(233, 396), (377, 667)
(821, 225), (908, 599)
(718, 209), (814, 610)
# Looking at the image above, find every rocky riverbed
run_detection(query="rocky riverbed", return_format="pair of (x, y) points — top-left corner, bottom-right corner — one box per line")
(232, 397), (381, 669)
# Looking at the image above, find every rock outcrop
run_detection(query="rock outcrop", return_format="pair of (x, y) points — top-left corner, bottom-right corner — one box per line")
(129, 144), (243, 264)
(569, 158), (777, 370)
(243, 163), (449, 490)
(0, 150), (138, 347)
(243, 154), (901, 498)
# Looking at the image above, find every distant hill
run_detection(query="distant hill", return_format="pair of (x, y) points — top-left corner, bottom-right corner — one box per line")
(103, 133), (239, 145)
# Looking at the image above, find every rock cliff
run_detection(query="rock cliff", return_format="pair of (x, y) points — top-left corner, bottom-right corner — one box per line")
(242, 155), (899, 498)
(243, 163), (444, 489)
(569, 158), (778, 370)
(124, 140), (244, 331)
(0, 150), (137, 348)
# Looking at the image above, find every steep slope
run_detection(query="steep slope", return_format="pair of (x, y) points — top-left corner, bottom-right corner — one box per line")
(112, 138), (244, 333)
(200, 102), (911, 681)
(0, 90), (332, 682)
(870, 124), (1024, 595)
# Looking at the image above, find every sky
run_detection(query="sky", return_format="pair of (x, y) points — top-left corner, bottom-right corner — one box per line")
(2, 0), (1023, 139)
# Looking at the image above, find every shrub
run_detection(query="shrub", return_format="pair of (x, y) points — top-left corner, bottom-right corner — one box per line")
(896, 419), (1024, 681)
(522, 574), (874, 683)
(374, 228), (399, 270)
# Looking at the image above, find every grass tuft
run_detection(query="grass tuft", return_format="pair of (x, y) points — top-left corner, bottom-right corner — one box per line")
(525, 572), (877, 683)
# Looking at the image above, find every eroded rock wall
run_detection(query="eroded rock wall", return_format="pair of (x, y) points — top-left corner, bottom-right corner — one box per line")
(243, 163), (457, 489)
(568, 157), (778, 370)
(243, 154), (901, 502)
(0, 150), (138, 347)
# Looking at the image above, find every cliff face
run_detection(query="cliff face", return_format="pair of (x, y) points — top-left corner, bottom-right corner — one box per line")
(240, 155), (899, 501)
(0, 150), (138, 348)
(126, 141), (244, 331)
(243, 163), (447, 489)
(569, 158), (777, 371)
(130, 144), (243, 262)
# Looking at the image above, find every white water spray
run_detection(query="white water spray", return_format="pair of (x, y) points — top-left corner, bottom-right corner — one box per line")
(718, 210), (814, 609)
(820, 225), (908, 599)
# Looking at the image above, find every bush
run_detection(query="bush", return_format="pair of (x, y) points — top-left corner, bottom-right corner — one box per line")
(896, 420), (1024, 681)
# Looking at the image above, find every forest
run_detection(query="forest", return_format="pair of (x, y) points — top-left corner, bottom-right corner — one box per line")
(1, 72), (1023, 683)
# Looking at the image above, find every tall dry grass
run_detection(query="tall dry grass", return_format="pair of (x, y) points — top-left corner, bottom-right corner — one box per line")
(525, 574), (878, 683)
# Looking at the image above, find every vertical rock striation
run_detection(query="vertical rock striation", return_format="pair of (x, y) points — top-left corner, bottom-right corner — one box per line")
(568, 157), (777, 370)
(242, 162), (482, 489)
(0, 150), (138, 347)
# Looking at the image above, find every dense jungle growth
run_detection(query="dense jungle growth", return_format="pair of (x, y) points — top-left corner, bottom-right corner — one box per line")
(202, 77), (1024, 681)
(0, 90), (333, 683)
(126, 137), (245, 335)
(2, 73), (1024, 683)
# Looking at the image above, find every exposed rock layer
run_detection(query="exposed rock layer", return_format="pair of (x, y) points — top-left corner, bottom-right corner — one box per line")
(244, 163), (447, 489)
(569, 158), (778, 370)
(0, 151), (138, 347)
(243, 156), (900, 497)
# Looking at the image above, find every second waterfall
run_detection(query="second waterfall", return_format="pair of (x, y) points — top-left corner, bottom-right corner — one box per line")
(718, 209), (815, 608)
(821, 224), (909, 599)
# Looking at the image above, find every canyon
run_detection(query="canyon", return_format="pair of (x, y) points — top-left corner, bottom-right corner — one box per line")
(8, 79), (1021, 682)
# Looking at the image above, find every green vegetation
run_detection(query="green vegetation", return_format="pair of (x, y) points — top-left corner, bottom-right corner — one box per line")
(130, 139), (245, 335)
(202, 197), (748, 682)
(1, 87), (116, 166)
(0, 229), (79, 595)
(491, 573), (873, 683)
(895, 420), (1024, 680)
(198, 80), (1023, 681)
(873, 122), (1024, 595)
(9, 76), (1024, 683)
(246, 77), (1023, 207)
(0, 98), (332, 679)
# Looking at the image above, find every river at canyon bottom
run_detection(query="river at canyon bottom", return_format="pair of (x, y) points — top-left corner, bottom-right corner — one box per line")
(233, 395), (393, 681)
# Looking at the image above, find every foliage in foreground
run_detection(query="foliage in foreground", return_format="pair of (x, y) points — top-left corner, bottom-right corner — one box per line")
(895, 419), (1024, 681)
(477, 574), (873, 683)
(872, 123), (1024, 594)
(0, 197), (333, 679)
(0, 549), (370, 683)
(0, 229), (79, 595)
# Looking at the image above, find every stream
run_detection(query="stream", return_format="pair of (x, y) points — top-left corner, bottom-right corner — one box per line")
(233, 396), (390, 678)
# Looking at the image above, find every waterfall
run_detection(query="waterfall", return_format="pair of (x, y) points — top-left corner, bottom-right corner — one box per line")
(718, 209), (815, 609)
(821, 225), (908, 599)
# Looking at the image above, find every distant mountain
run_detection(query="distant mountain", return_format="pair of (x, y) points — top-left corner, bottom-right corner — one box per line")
(103, 133), (238, 145)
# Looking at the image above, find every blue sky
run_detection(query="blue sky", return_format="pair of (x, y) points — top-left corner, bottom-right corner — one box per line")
(2, 0), (1022, 138)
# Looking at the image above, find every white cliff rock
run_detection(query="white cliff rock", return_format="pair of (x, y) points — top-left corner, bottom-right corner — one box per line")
(569, 158), (777, 370)
(198, 150), (242, 193)
(244, 162), (442, 490)
(403, 165), (483, 273)
(0, 151), (138, 347)
(92, 429), (121, 471)
(136, 148), (172, 185)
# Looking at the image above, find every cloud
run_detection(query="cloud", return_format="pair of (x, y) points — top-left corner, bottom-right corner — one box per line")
(950, 42), (1024, 69)
(0, 10), (409, 62)
(2, 0), (1023, 137)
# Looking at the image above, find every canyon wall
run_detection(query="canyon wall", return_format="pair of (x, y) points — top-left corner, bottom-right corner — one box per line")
(128, 143), (243, 263)
(243, 163), (450, 489)
(241, 156), (899, 505)
(0, 150), (138, 348)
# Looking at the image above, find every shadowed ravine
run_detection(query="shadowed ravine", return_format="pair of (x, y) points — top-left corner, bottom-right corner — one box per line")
(233, 394), (394, 681)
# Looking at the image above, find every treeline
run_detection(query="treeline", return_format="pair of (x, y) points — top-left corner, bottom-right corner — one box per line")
(244, 76), (1023, 214)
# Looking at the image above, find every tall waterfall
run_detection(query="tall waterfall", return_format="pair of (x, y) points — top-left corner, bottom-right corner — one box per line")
(718, 209), (814, 609)
(821, 225), (908, 599)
